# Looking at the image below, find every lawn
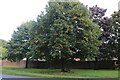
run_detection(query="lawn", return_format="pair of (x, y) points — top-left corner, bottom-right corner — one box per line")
(1, 66), (119, 79)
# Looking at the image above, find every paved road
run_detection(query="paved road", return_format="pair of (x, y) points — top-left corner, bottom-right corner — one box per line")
(1, 74), (118, 80)
(2, 74), (35, 78)
(1, 74), (73, 80)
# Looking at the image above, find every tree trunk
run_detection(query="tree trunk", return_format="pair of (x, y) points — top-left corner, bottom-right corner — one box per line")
(61, 59), (65, 72)
(61, 59), (70, 72)
(94, 57), (98, 70)
(118, 57), (120, 69)
(25, 58), (29, 68)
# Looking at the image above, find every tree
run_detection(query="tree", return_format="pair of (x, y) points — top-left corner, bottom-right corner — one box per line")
(7, 21), (36, 68)
(112, 10), (120, 60)
(0, 39), (8, 47)
(90, 5), (115, 60)
(36, 1), (101, 71)
(0, 47), (7, 59)
(0, 39), (8, 59)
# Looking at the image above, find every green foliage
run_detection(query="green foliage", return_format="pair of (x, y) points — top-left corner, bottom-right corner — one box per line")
(0, 39), (8, 59)
(7, 1), (101, 71)
(35, 1), (101, 71)
(90, 6), (116, 60)
(112, 10), (120, 59)
(0, 39), (8, 47)
(0, 47), (7, 59)
(7, 21), (36, 62)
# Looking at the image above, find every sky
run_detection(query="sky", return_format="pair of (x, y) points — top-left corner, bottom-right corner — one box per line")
(0, 0), (119, 41)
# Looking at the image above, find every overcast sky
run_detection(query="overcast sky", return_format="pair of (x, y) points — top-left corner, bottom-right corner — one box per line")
(0, 0), (119, 41)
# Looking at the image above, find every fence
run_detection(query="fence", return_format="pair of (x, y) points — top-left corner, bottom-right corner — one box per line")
(0, 60), (26, 68)
(1, 60), (117, 69)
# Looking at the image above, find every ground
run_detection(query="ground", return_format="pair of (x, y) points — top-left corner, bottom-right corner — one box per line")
(1, 74), (119, 80)
(1, 66), (119, 79)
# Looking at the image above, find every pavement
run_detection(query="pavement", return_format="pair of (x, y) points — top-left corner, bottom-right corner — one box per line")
(1, 74), (119, 80)
(2, 74), (35, 78)
(1, 74), (73, 80)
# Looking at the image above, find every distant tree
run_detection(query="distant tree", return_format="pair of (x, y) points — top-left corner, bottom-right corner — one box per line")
(111, 10), (120, 60)
(90, 5), (116, 60)
(0, 39), (8, 59)
(0, 47), (7, 59)
(36, 1), (101, 72)
(0, 39), (8, 47)
(7, 21), (36, 68)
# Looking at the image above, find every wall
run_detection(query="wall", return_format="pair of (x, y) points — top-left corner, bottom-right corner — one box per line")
(0, 60), (117, 69)
(0, 60), (26, 68)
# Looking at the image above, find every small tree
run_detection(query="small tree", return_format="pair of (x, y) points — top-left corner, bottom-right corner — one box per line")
(0, 39), (8, 59)
(7, 21), (36, 68)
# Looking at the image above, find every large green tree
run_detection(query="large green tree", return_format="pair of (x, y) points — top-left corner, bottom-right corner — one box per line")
(36, 1), (101, 71)
(7, 0), (101, 71)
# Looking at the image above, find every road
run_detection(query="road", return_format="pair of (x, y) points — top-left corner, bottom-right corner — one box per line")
(1, 74), (72, 80)
(1, 74), (118, 80)
(2, 74), (35, 78)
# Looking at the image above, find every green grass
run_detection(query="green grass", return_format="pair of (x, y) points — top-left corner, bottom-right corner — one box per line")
(1, 66), (119, 79)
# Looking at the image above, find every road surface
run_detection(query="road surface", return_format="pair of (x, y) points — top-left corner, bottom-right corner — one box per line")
(1, 74), (73, 80)
(1, 74), (118, 80)
(2, 74), (35, 78)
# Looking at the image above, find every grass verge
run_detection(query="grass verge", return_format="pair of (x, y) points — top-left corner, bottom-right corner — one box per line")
(2, 66), (119, 78)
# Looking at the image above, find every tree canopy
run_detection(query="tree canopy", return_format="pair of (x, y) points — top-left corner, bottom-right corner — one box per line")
(90, 5), (116, 60)
(7, 1), (119, 71)
(7, 21), (37, 68)
(112, 10), (120, 59)
(0, 39), (8, 47)
(0, 39), (8, 59)
(35, 1), (101, 71)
